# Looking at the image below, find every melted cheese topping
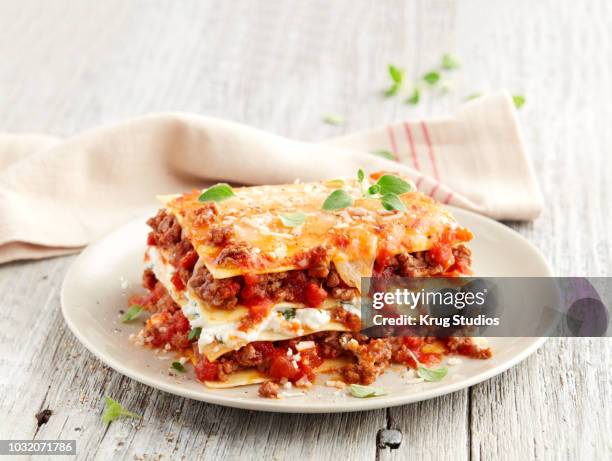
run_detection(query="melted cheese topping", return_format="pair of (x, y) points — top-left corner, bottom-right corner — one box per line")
(159, 178), (472, 283)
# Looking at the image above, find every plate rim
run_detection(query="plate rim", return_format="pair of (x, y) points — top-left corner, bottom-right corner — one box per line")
(60, 205), (553, 413)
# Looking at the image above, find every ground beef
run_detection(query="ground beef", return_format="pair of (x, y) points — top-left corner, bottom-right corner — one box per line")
(170, 239), (198, 286)
(258, 381), (280, 398)
(210, 225), (233, 246)
(146, 210), (472, 309)
(130, 278), (180, 314)
(231, 343), (270, 368)
(189, 330), (491, 392)
(189, 264), (241, 309)
(382, 245), (471, 277)
(214, 242), (257, 267)
(302, 331), (367, 358)
(147, 209), (199, 285)
(147, 209), (182, 250)
(238, 267), (358, 307)
(212, 343), (273, 381)
(307, 246), (330, 278)
(322, 266), (359, 300)
(241, 272), (290, 303)
(329, 286), (359, 301)
(192, 202), (219, 226)
(452, 245), (472, 272)
(395, 252), (435, 277)
(325, 268), (341, 287)
(389, 339), (417, 364)
(273, 271), (314, 303)
(217, 360), (241, 381)
(313, 331), (344, 358)
(340, 338), (393, 384)
(331, 307), (361, 331)
(445, 337), (492, 359)
(142, 268), (157, 291)
(294, 246), (330, 278)
(143, 308), (191, 350)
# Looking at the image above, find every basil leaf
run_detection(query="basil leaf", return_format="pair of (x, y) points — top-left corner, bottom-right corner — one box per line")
(417, 365), (448, 382)
(102, 397), (140, 424)
(367, 184), (381, 196)
(375, 175), (413, 195)
(371, 150), (395, 160)
(322, 189), (353, 211)
(441, 54), (460, 70)
(323, 114), (344, 125)
(423, 71), (440, 85)
(188, 327), (202, 341)
(357, 169), (368, 197)
(171, 362), (186, 373)
(349, 384), (387, 398)
(121, 305), (143, 323)
(279, 212), (306, 228)
(388, 64), (404, 84)
(381, 193), (407, 212)
(512, 95), (526, 109)
(198, 183), (235, 202)
(384, 65), (404, 97)
(282, 308), (296, 320)
(406, 88), (420, 105)
(384, 82), (401, 97)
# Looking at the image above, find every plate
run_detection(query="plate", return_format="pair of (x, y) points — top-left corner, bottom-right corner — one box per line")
(61, 206), (553, 413)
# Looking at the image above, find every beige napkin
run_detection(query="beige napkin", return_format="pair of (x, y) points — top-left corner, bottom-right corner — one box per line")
(0, 92), (542, 264)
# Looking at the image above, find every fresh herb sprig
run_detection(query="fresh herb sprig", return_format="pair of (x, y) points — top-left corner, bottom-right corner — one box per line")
(102, 397), (140, 424)
(358, 171), (413, 212)
(406, 88), (420, 105)
(422, 71), (441, 85)
(407, 349), (448, 382)
(188, 327), (202, 341)
(512, 95), (526, 108)
(417, 364), (448, 381)
(380, 193), (407, 212)
(323, 114), (344, 125)
(349, 384), (387, 398)
(466, 93), (526, 109)
(371, 149), (396, 160)
(384, 64), (405, 97)
(368, 174), (413, 196)
(322, 189), (353, 211)
(121, 305), (143, 323)
(198, 183), (235, 202)
(441, 53), (460, 70)
(383, 53), (526, 109)
(171, 362), (186, 373)
(321, 171), (413, 213)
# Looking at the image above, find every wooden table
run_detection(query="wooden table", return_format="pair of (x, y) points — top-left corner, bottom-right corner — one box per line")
(1, 1), (610, 459)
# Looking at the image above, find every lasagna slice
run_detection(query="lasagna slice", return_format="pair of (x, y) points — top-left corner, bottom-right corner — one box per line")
(129, 173), (491, 398)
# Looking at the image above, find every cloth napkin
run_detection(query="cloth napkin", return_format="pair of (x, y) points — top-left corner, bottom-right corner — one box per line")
(0, 92), (542, 264)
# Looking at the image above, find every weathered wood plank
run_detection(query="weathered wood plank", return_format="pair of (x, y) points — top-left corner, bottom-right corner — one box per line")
(0, 0), (611, 459)
(459, 1), (612, 460)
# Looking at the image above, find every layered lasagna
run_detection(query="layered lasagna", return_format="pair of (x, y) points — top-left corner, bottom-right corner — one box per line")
(129, 173), (491, 398)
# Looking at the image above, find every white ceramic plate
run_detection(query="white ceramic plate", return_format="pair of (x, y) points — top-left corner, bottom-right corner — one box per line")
(61, 206), (553, 413)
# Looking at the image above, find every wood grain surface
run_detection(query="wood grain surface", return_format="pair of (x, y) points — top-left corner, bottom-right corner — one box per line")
(0, 0), (610, 460)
